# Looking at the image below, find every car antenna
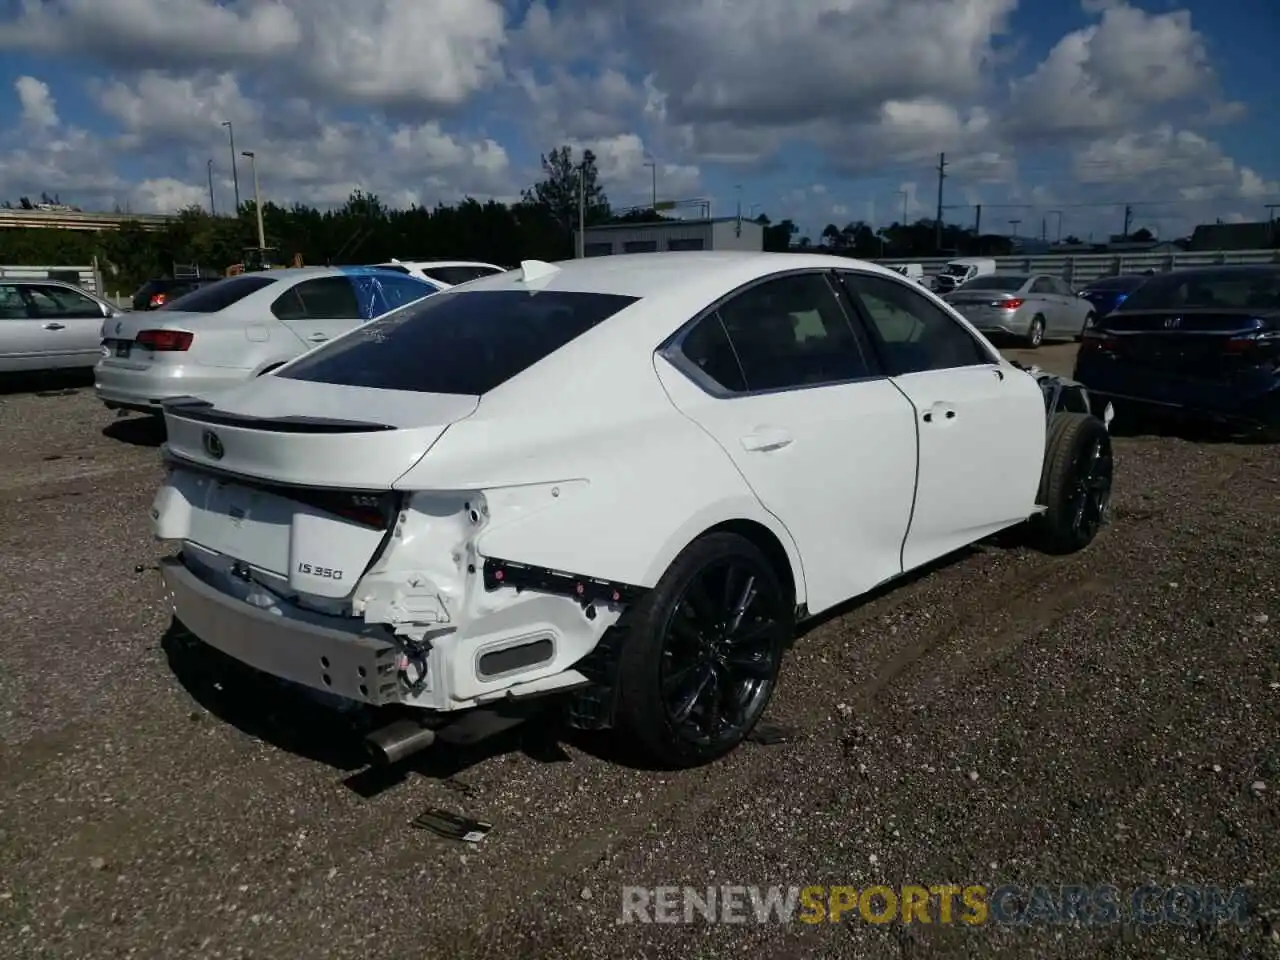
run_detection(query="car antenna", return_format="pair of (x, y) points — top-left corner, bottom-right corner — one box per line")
(519, 260), (560, 284)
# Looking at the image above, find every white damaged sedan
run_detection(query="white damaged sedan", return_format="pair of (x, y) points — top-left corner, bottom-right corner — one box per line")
(150, 251), (1115, 768)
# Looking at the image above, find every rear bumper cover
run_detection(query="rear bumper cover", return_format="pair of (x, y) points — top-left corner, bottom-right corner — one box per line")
(95, 362), (246, 410)
(159, 556), (403, 705)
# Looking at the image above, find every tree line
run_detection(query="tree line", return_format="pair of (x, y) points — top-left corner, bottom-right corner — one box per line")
(1, 144), (1013, 294)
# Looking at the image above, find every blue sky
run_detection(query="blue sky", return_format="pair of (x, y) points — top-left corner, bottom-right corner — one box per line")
(0, 0), (1275, 241)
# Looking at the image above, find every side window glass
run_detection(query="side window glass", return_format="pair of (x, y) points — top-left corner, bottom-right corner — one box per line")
(1029, 277), (1053, 295)
(843, 273), (992, 375)
(378, 276), (437, 312)
(0, 285), (27, 319)
(29, 285), (100, 317)
(679, 314), (747, 392)
(270, 287), (306, 321)
(1051, 278), (1072, 296)
(274, 277), (360, 320)
(716, 273), (871, 391)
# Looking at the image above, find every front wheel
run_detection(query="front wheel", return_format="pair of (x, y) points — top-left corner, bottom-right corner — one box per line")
(612, 532), (793, 768)
(1035, 412), (1114, 554)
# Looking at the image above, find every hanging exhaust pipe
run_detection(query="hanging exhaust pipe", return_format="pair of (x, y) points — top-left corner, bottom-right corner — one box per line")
(364, 718), (437, 765)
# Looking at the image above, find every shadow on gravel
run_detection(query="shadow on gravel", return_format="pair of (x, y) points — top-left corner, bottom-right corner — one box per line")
(102, 414), (165, 447)
(1107, 407), (1277, 445)
(0, 369), (94, 396)
(161, 621), (576, 797)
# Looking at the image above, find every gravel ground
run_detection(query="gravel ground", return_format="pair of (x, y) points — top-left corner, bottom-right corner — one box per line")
(0, 346), (1276, 960)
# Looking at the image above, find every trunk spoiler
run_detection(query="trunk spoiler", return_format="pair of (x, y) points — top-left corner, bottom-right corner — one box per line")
(160, 396), (396, 434)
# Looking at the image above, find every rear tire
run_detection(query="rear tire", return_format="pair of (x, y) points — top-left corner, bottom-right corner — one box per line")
(1025, 316), (1045, 348)
(1076, 312), (1095, 341)
(1035, 412), (1114, 554)
(612, 532), (793, 769)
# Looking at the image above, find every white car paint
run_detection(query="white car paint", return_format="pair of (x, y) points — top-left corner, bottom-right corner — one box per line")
(933, 257), (998, 294)
(149, 251), (1063, 728)
(94, 266), (439, 413)
(373, 259), (507, 287)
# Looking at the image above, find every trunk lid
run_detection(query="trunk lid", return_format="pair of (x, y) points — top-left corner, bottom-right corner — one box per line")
(1095, 309), (1278, 377)
(155, 377), (480, 597)
(99, 310), (209, 368)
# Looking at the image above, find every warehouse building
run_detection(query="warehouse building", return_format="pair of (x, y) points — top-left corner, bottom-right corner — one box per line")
(576, 216), (764, 257)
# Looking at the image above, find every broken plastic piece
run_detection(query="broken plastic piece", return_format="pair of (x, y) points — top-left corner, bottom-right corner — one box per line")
(411, 808), (492, 843)
(746, 719), (798, 745)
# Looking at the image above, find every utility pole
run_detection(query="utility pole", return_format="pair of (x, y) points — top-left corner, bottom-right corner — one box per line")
(934, 152), (947, 252)
(896, 189), (908, 224)
(1267, 204), (1280, 247)
(1040, 216), (1047, 241)
(241, 150), (265, 250)
(644, 158), (656, 209)
(973, 203), (982, 236)
(1009, 219), (1021, 239)
(1122, 203), (1133, 238)
(206, 158), (216, 216)
(221, 120), (240, 213)
(577, 162), (585, 258)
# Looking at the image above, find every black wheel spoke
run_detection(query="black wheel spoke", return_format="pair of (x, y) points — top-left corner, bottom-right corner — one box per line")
(659, 556), (785, 745)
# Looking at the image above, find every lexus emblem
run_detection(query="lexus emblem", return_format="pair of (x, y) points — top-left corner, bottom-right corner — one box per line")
(201, 429), (225, 460)
(1163, 316), (1181, 329)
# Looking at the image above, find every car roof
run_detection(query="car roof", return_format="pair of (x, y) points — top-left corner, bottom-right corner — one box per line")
(226, 266), (429, 283)
(451, 250), (906, 299)
(381, 260), (504, 270)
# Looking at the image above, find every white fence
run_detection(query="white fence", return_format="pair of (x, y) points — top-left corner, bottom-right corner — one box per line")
(0, 263), (100, 293)
(872, 248), (1280, 287)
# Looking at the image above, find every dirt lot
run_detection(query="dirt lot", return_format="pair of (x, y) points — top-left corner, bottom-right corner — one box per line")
(0, 343), (1277, 960)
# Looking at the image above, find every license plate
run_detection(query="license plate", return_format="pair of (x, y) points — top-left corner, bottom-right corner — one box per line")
(114, 340), (131, 358)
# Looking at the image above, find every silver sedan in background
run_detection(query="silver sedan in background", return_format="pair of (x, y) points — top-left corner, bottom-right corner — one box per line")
(0, 279), (121, 373)
(943, 273), (1095, 348)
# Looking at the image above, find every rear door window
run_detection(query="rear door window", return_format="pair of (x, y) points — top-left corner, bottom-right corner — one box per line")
(271, 276), (360, 321)
(278, 289), (637, 395)
(158, 275), (276, 313)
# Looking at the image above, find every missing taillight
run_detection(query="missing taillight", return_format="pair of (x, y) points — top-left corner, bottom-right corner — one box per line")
(293, 489), (397, 528)
(136, 329), (193, 351)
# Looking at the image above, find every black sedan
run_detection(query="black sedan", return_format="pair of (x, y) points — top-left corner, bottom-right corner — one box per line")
(1073, 265), (1280, 437)
(1075, 272), (1151, 319)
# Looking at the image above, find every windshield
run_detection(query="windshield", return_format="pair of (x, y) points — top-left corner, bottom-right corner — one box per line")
(943, 264), (970, 277)
(957, 275), (1025, 292)
(1117, 268), (1280, 312)
(1086, 275), (1146, 292)
(278, 289), (639, 395)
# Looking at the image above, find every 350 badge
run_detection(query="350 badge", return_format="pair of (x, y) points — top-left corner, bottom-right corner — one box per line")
(296, 562), (343, 580)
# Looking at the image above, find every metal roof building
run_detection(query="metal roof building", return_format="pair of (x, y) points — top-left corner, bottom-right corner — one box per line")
(576, 216), (764, 257)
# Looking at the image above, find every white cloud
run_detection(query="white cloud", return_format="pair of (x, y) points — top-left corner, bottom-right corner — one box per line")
(15, 76), (58, 128)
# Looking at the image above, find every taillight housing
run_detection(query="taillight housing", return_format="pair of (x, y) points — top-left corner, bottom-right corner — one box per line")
(1079, 330), (1119, 356)
(149, 292), (167, 308)
(995, 298), (1024, 309)
(136, 329), (193, 351)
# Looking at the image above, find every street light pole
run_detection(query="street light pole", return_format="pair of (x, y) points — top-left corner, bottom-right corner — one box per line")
(644, 158), (656, 209)
(1049, 209), (1064, 243)
(221, 121), (240, 213)
(896, 189), (908, 224)
(206, 158), (216, 216)
(577, 162), (585, 258)
(241, 150), (265, 250)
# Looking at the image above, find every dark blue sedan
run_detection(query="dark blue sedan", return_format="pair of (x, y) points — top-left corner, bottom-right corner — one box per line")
(1075, 273), (1152, 319)
(1073, 265), (1280, 437)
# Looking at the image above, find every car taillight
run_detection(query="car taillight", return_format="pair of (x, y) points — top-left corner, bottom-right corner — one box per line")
(136, 329), (193, 351)
(995, 298), (1024, 309)
(149, 293), (167, 308)
(1079, 331), (1119, 355)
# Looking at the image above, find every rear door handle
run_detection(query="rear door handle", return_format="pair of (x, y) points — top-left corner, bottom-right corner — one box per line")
(43, 322), (65, 330)
(308, 334), (328, 341)
(740, 428), (793, 452)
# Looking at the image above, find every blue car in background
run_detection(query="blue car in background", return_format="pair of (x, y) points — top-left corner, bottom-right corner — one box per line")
(1075, 273), (1152, 321)
(1073, 265), (1280, 438)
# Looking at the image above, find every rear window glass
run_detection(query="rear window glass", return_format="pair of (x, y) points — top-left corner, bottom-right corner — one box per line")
(278, 289), (638, 395)
(375, 263), (412, 274)
(957, 275), (1026, 291)
(423, 266), (502, 286)
(158, 275), (276, 312)
(1118, 269), (1280, 311)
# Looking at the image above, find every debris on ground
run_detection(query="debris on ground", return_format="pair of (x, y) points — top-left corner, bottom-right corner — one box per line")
(410, 808), (492, 843)
(746, 719), (799, 745)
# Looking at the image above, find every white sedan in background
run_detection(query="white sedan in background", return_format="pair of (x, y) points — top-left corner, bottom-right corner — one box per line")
(95, 266), (440, 414)
(150, 252), (1114, 770)
(372, 259), (507, 287)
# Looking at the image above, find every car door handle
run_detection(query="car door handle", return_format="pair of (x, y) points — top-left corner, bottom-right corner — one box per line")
(43, 322), (65, 330)
(308, 334), (328, 341)
(740, 429), (793, 452)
